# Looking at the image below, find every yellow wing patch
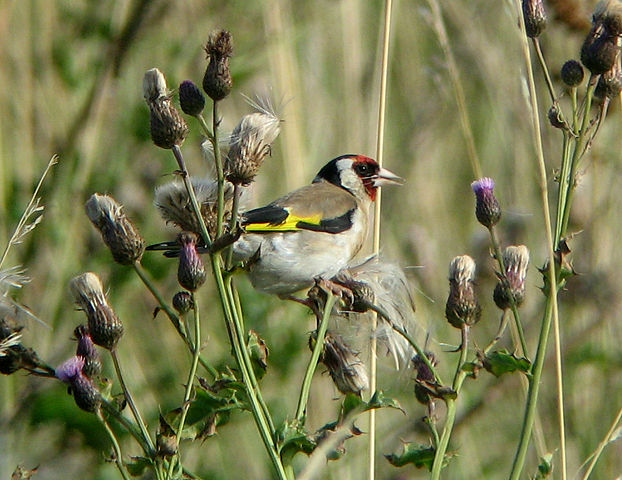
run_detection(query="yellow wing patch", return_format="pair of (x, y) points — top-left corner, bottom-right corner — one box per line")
(244, 211), (322, 232)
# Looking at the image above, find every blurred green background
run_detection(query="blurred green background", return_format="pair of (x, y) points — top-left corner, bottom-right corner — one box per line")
(1, 0), (621, 478)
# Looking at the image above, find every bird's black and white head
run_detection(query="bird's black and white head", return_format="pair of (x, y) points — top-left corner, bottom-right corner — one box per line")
(314, 154), (403, 201)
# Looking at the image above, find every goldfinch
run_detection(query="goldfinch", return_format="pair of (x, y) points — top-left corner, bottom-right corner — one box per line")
(232, 154), (402, 296)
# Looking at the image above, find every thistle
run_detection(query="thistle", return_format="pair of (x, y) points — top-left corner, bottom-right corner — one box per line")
(445, 255), (481, 328)
(177, 232), (206, 292)
(493, 245), (530, 310)
(471, 178), (501, 228)
(70, 273), (124, 351)
(202, 30), (233, 101)
(56, 355), (101, 413)
(86, 193), (145, 265)
(316, 332), (369, 396)
(143, 68), (188, 149)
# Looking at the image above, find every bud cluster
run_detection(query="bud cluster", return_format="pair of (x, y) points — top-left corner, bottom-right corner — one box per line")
(70, 272), (124, 350)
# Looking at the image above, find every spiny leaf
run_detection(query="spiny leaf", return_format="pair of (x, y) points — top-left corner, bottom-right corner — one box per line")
(385, 443), (438, 471)
(483, 350), (531, 377)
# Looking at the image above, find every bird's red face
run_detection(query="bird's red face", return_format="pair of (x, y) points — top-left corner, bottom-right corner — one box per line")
(351, 155), (403, 201)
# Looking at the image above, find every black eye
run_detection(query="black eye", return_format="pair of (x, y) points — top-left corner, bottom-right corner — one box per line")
(355, 163), (374, 176)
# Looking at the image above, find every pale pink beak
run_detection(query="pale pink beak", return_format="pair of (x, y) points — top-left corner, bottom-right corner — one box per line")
(373, 167), (404, 187)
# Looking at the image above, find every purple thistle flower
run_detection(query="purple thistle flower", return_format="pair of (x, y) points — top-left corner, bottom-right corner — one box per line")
(471, 177), (501, 228)
(56, 356), (85, 383)
(177, 232), (206, 291)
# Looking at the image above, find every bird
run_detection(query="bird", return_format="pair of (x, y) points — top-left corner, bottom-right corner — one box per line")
(231, 154), (403, 296)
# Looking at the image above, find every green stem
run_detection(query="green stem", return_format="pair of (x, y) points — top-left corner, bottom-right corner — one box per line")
(211, 256), (287, 479)
(559, 78), (597, 240)
(97, 409), (132, 480)
(295, 294), (337, 422)
(110, 349), (155, 455)
(531, 38), (557, 104)
(195, 114), (214, 141)
(211, 101), (225, 236)
(226, 184), (242, 268)
(133, 262), (217, 377)
(100, 397), (151, 454)
(171, 145), (212, 247)
(430, 326), (469, 479)
(509, 296), (555, 480)
(166, 294), (202, 479)
(483, 310), (509, 355)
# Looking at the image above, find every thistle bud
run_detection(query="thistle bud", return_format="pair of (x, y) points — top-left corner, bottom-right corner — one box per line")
(225, 107), (281, 185)
(86, 194), (145, 265)
(522, 0), (547, 38)
(471, 177), (501, 228)
(70, 273), (124, 350)
(172, 291), (194, 314)
(177, 232), (206, 291)
(561, 60), (585, 87)
(143, 68), (188, 149)
(595, 56), (622, 99)
(154, 177), (234, 238)
(179, 80), (206, 116)
(202, 30), (233, 101)
(316, 333), (369, 396)
(494, 245), (530, 310)
(580, 1), (622, 76)
(56, 356), (100, 413)
(74, 325), (102, 378)
(548, 104), (567, 129)
(412, 352), (438, 405)
(445, 255), (481, 328)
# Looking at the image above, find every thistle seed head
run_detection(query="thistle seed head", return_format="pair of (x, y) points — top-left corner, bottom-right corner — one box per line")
(177, 232), (206, 292)
(317, 333), (369, 396)
(494, 245), (530, 310)
(471, 177), (501, 228)
(86, 193), (145, 265)
(70, 273), (123, 350)
(225, 106), (281, 185)
(154, 177), (234, 238)
(202, 30), (233, 101)
(143, 68), (188, 149)
(445, 255), (481, 328)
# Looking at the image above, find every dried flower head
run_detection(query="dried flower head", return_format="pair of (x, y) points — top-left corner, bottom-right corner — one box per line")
(179, 80), (206, 116)
(86, 193), (145, 265)
(56, 355), (100, 413)
(522, 0), (547, 38)
(471, 177), (501, 228)
(177, 232), (206, 291)
(445, 255), (481, 328)
(203, 30), (233, 101)
(594, 0), (622, 36)
(74, 325), (101, 378)
(172, 291), (194, 314)
(317, 333), (369, 396)
(70, 273), (123, 350)
(155, 177), (234, 238)
(561, 60), (585, 87)
(225, 102), (281, 185)
(143, 68), (188, 149)
(494, 245), (530, 310)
